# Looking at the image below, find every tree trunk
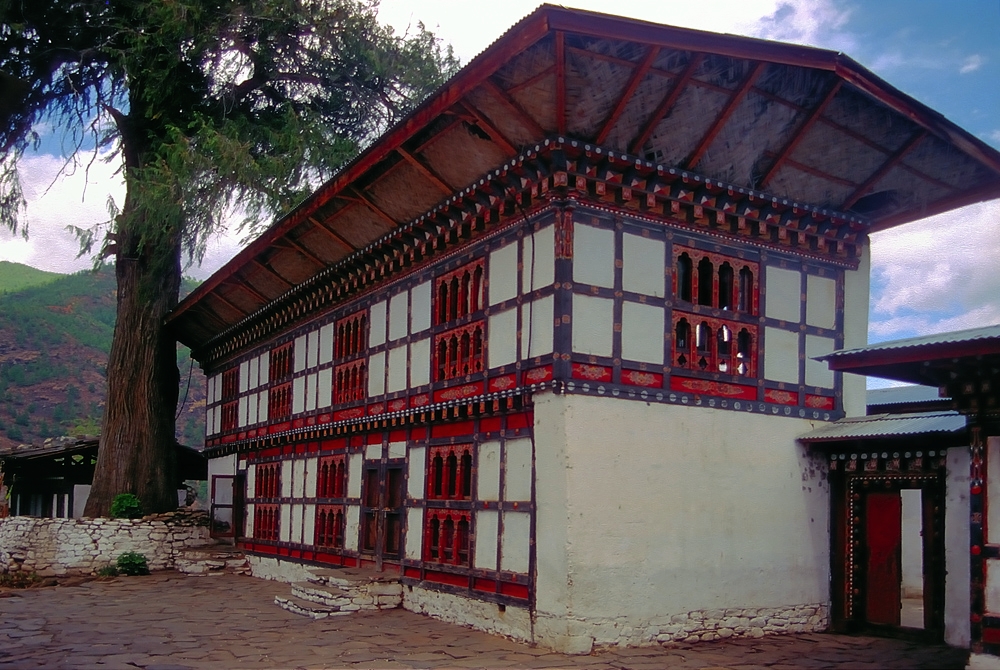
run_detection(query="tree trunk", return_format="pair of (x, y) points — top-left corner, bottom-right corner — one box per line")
(84, 225), (182, 517)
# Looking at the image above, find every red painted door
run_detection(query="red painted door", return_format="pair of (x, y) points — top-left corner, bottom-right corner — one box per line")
(866, 492), (902, 626)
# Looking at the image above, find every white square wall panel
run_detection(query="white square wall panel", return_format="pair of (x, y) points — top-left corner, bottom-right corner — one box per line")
(408, 446), (426, 499)
(806, 274), (837, 329)
(369, 300), (387, 347)
(319, 323), (334, 364)
(489, 242), (518, 305)
(389, 291), (408, 342)
(292, 376), (306, 414)
(405, 508), (423, 559)
(805, 335), (836, 388)
(572, 294), (614, 357)
(477, 440), (501, 501)
(522, 225), (555, 291)
(764, 327), (800, 384)
(258, 353), (269, 386)
(368, 351), (386, 397)
(765, 266), (802, 323)
(294, 334), (307, 372)
(317, 368), (332, 409)
(622, 232), (665, 297)
(521, 295), (554, 359)
(501, 511), (531, 574)
(410, 338), (430, 388)
(474, 510), (498, 570)
(488, 307), (518, 369)
(239, 360), (249, 392)
(621, 301), (665, 364)
(387, 344), (407, 393)
(305, 373), (317, 412)
(573, 222), (615, 288)
(504, 438), (532, 502)
(248, 357), (259, 389)
(306, 330), (319, 369)
(411, 281), (432, 333)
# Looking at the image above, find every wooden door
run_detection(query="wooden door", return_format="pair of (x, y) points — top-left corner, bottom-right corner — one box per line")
(866, 492), (902, 626)
(360, 460), (406, 570)
(210, 475), (235, 540)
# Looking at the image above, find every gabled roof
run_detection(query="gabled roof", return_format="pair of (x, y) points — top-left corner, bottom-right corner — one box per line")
(798, 410), (966, 443)
(167, 5), (1000, 355)
(867, 385), (945, 407)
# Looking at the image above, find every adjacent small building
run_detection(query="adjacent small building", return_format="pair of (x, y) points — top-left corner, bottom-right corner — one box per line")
(167, 6), (1000, 653)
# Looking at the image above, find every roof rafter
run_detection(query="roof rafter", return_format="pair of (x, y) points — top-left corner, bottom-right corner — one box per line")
(397, 147), (454, 195)
(596, 46), (660, 145)
(306, 215), (356, 254)
(761, 80), (841, 188)
(629, 53), (703, 155)
(343, 188), (399, 231)
(456, 101), (518, 154)
(480, 78), (547, 138)
(234, 277), (271, 305)
(210, 290), (250, 321)
(250, 258), (294, 291)
(841, 131), (927, 210)
(686, 61), (767, 171)
(280, 233), (328, 270)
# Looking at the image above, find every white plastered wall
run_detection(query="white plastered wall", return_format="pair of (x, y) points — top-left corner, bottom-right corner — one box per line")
(946, 445), (971, 648)
(841, 245), (870, 417)
(532, 392), (830, 653)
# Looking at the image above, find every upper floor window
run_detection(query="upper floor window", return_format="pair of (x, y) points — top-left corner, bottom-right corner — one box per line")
(674, 315), (756, 377)
(336, 310), (367, 359)
(674, 249), (758, 315)
(435, 322), (484, 382)
(270, 342), (293, 382)
(435, 259), (485, 325)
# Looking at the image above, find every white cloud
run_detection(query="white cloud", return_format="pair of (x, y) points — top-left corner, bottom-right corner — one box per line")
(988, 130), (1000, 147)
(868, 200), (1000, 341)
(960, 54), (984, 74)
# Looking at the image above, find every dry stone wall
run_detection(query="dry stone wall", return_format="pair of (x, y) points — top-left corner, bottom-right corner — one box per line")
(0, 511), (211, 576)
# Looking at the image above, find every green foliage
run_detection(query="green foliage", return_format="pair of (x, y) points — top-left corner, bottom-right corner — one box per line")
(115, 552), (149, 576)
(96, 565), (119, 577)
(110, 493), (143, 519)
(0, 262), (61, 294)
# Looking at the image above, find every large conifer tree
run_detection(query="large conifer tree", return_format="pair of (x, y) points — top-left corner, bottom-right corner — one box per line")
(0, 0), (456, 515)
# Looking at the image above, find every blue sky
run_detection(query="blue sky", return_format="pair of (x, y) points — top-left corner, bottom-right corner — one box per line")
(3, 0), (999, 355)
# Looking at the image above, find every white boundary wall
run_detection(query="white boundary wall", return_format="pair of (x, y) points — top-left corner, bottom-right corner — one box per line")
(532, 392), (831, 653)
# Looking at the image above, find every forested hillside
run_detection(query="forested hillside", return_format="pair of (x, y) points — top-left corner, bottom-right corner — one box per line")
(0, 263), (205, 450)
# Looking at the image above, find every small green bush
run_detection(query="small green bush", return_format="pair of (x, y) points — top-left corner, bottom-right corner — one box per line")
(96, 565), (119, 577)
(0, 571), (41, 588)
(116, 552), (149, 576)
(110, 493), (142, 519)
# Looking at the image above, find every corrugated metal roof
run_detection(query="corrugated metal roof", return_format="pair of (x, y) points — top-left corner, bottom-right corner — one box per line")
(867, 385), (945, 406)
(798, 411), (965, 442)
(823, 324), (1000, 360)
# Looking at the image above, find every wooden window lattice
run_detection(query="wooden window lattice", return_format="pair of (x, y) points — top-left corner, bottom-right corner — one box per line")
(336, 311), (367, 360)
(435, 259), (485, 325)
(221, 368), (239, 400)
(221, 401), (238, 433)
(268, 382), (292, 421)
(427, 445), (473, 500)
(317, 456), (347, 499)
(674, 249), (758, 315)
(270, 342), (293, 382)
(314, 505), (345, 548)
(674, 315), (756, 377)
(434, 322), (484, 382)
(423, 509), (471, 566)
(335, 360), (367, 404)
(254, 463), (281, 499)
(253, 504), (279, 541)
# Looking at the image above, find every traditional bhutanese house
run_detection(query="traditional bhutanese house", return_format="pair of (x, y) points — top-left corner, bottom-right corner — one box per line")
(812, 326), (1000, 665)
(166, 6), (1000, 653)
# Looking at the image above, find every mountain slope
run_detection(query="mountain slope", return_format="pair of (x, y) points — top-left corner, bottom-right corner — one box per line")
(0, 266), (205, 450)
(0, 260), (62, 294)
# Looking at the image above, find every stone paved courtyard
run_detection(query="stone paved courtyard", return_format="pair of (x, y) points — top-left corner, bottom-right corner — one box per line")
(0, 571), (968, 669)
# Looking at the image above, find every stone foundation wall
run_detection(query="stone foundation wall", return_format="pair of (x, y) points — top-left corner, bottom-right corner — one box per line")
(0, 512), (211, 576)
(402, 585), (533, 643)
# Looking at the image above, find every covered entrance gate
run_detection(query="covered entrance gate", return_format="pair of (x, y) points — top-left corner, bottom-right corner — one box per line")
(801, 411), (967, 641)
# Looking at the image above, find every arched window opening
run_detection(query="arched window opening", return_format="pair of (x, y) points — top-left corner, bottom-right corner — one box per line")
(737, 329), (752, 376)
(696, 321), (711, 370)
(460, 332), (471, 375)
(697, 257), (714, 306)
(429, 518), (440, 560)
(446, 452), (458, 498)
(457, 517), (470, 565)
(442, 518), (455, 562)
(461, 450), (473, 498)
(675, 319), (690, 367)
(432, 454), (444, 498)
(739, 267), (754, 313)
(460, 271), (472, 317)
(472, 265), (484, 313)
(677, 253), (693, 302)
(718, 263), (734, 310)
(438, 282), (448, 324)
(717, 325), (731, 373)
(449, 276), (460, 321)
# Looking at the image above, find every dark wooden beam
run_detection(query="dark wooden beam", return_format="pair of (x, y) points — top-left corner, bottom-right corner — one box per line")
(507, 65), (556, 96)
(343, 189), (399, 231)
(210, 290), (250, 321)
(596, 46), (660, 145)
(686, 61), (766, 171)
(280, 234), (328, 271)
(841, 131), (927, 210)
(629, 54), (703, 155)
(397, 147), (454, 195)
(250, 258), (294, 291)
(764, 152), (858, 188)
(306, 215), (356, 254)
(761, 80), (841, 188)
(456, 101), (518, 155)
(555, 30), (566, 136)
(480, 79), (546, 139)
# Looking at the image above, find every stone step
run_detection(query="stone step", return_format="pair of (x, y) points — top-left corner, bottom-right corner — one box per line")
(274, 594), (352, 620)
(290, 581), (354, 608)
(175, 543), (249, 576)
(305, 566), (401, 588)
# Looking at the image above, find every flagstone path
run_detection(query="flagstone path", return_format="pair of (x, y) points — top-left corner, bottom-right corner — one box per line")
(0, 572), (967, 669)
